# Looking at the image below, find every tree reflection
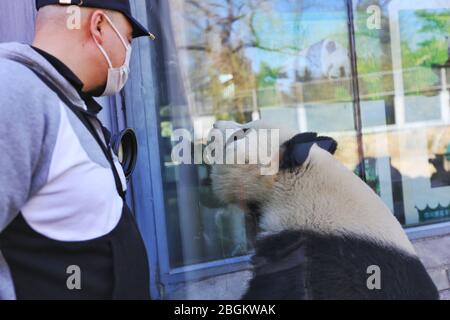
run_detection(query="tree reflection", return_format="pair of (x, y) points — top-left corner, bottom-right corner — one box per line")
(178, 0), (307, 122)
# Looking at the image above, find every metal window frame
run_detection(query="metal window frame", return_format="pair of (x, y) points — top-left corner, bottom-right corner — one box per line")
(123, 0), (450, 300)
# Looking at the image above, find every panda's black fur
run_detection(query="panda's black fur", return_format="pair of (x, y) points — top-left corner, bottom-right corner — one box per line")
(242, 133), (439, 300)
(243, 229), (439, 300)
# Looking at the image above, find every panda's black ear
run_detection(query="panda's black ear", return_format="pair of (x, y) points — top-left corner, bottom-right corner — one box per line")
(280, 133), (338, 170)
(280, 132), (317, 170)
(316, 136), (338, 155)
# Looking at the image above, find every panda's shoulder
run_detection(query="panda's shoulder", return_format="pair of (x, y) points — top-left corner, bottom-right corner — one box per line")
(250, 230), (438, 299)
(306, 231), (438, 299)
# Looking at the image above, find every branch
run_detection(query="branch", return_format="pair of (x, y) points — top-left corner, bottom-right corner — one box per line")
(186, 0), (221, 20)
(183, 14), (204, 31)
(179, 45), (210, 52)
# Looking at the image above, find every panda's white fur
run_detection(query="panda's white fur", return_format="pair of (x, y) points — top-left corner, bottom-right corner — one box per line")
(212, 120), (415, 256)
(262, 144), (416, 254)
(211, 120), (438, 299)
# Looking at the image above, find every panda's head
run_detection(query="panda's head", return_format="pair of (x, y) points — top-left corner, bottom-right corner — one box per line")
(210, 120), (337, 213)
(322, 39), (351, 79)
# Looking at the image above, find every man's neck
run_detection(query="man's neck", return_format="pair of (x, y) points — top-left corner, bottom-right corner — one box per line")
(32, 37), (92, 92)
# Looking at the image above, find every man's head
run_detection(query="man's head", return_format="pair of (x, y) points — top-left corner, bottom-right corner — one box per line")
(33, 1), (153, 95)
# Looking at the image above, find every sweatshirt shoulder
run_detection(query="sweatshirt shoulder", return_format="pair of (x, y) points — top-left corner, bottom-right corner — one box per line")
(0, 57), (61, 122)
(0, 57), (62, 203)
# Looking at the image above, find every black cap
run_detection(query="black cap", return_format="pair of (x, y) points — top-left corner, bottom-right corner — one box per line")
(36, 0), (155, 40)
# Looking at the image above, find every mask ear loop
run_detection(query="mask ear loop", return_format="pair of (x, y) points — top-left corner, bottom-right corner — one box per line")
(102, 14), (132, 70)
(92, 13), (131, 69)
(103, 14), (131, 51)
(93, 35), (114, 69)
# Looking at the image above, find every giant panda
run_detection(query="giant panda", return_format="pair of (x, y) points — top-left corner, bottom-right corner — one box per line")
(210, 120), (439, 300)
(278, 39), (351, 84)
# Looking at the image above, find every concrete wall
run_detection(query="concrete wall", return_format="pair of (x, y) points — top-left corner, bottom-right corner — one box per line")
(413, 234), (450, 299)
(168, 233), (450, 300)
(169, 270), (252, 300)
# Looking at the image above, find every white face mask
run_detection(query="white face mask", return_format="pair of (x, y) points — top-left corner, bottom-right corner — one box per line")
(93, 14), (132, 96)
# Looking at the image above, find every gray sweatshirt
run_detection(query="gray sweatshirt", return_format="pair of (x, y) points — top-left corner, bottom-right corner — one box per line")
(0, 43), (127, 300)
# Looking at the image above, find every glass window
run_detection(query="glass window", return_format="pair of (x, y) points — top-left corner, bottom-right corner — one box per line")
(151, 0), (450, 272)
(155, 0), (359, 269)
(354, 0), (450, 226)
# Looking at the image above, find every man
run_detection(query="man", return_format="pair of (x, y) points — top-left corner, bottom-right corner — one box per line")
(0, 0), (155, 300)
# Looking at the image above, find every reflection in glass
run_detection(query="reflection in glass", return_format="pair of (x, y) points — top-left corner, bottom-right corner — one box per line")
(157, 0), (359, 268)
(354, 0), (450, 226)
(155, 0), (450, 270)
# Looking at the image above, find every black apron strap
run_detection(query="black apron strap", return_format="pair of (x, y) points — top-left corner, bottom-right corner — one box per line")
(19, 65), (126, 200)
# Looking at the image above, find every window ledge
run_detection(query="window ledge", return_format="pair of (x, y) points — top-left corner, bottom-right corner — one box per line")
(406, 221), (450, 241)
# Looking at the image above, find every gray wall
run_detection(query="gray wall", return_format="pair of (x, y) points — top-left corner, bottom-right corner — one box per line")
(0, 0), (36, 43)
(413, 234), (450, 299)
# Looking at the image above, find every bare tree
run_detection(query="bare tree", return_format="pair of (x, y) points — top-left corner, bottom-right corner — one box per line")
(182, 0), (305, 53)
(179, 0), (306, 122)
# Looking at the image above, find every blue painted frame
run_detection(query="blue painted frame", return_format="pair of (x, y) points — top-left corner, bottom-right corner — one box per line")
(125, 0), (256, 299)
(124, 0), (171, 300)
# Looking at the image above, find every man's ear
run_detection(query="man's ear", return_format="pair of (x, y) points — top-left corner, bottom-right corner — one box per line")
(90, 10), (106, 44)
(280, 133), (338, 170)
